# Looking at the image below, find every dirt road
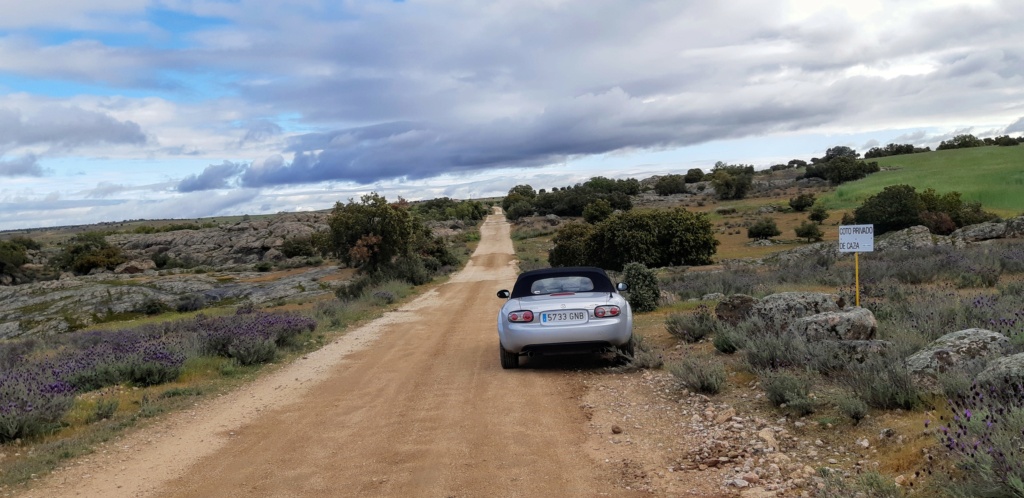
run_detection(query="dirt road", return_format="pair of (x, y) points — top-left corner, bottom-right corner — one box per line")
(21, 212), (634, 497)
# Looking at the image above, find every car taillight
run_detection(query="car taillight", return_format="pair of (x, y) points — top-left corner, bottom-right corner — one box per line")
(594, 306), (620, 318)
(508, 310), (534, 322)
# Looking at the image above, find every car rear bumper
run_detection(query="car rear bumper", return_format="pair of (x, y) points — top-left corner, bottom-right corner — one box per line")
(499, 319), (631, 354)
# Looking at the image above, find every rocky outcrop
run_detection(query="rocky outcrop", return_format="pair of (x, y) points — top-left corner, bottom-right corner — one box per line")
(107, 212), (329, 268)
(0, 265), (345, 339)
(716, 294), (756, 326)
(906, 329), (1009, 385)
(787, 307), (877, 341)
(951, 222), (1007, 243)
(114, 260), (157, 274)
(751, 292), (841, 332)
(874, 226), (950, 252)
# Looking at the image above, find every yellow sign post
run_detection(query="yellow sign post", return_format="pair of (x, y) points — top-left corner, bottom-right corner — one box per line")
(839, 224), (874, 307)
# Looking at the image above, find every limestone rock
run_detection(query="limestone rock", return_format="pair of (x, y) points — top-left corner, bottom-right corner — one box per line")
(951, 222), (1006, 243)
(114, 260), (157, 274)
(751, 292), (841, 332)
(906, 329), (1009, 385)
(716, 294), (757, 326)
(787, 307), (877, 341)
(975, 352), (1024, 388)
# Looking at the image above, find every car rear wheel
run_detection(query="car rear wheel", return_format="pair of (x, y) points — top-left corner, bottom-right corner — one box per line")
(500, 344), (519, 369)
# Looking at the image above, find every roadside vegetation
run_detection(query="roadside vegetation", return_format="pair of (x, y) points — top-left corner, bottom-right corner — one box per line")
(0, 194), (484, 490)
(502, 140), (1024, 495)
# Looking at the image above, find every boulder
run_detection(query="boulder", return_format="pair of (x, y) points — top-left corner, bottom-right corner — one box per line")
(701, 292), (725, 301)
(1003, 216), (1024, 238)
(951, 222), (1006, 243)
(875, 226), (949, 252)
(263, 248), (285, 262)
(906, 329), (1009, 383)
(114, 259), (157, 274)
(716, 294), (757, 326)
(787, 307), (877, 341)
(751, 292), (841, 332)
(974, 352), (1024, 388)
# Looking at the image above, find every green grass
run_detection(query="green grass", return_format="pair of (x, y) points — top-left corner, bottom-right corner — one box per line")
(822, 146), (1024, 216)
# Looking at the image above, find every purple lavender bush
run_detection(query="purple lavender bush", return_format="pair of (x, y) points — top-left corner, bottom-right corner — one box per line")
(938, 380), (1024, 496)
(0, 310), (315, 442)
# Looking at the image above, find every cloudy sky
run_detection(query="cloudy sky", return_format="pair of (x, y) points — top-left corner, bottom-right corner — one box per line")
(1, 0), (1022, 230)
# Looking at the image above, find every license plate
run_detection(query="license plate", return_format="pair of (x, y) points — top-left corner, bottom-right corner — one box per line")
(540, 310), (588, 325)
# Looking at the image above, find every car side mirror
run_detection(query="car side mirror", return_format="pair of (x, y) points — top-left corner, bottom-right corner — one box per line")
(616, 282), (628, 292)
(497, 290), (510, 299)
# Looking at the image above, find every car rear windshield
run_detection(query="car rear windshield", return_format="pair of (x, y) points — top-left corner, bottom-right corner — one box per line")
(530, 276), (595, 295)
(510, 269), (614, 298)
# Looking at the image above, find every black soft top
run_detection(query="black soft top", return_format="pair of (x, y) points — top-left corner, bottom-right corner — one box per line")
(510, 266), (614, 298)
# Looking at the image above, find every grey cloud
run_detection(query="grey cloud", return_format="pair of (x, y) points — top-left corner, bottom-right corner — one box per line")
(0, 154), (43, 177)
(178, 161), (246, 192)
(240, 86), (836, 187)
(1007, 117), (1024, 134)
(0, 106), (146, 149)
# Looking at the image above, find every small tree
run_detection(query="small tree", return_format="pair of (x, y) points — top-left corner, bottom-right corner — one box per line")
(582, 199), (613, 224)
(326, 193), (413, 271)
(794, 221), (824, 242)
(654, 174), (688, 196)
(622, 262), (659, 313)
(548, 222), (596, 267)
(747, 217), (781, 240)
(808, 204), (830, 224)
(684, 168), (705, 183)
(788, 193), (816, 212)
(854, 185), (924, 234)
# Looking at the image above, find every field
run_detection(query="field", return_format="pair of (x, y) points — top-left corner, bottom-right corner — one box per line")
(824, 146), (1024, 216)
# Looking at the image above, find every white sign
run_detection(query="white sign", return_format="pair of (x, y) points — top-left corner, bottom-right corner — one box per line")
(838, 224), (874, 252)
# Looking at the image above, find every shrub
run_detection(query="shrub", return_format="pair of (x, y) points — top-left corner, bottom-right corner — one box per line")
(808, 204), (829, 224)
(612, 334), (664, 371)
(794, 221), (824, 242)
(138, 297), (170, 315)
(712, 325), (747, 354)
(747, 217), (781, 240)
(744, 331), (807, 370)
(372, 290), (397, 305)
(326, 192), (414, 271)
(175, 294), (208, 313)
(789, 193), (816, 212)
(53, 232), (127, 275)
(548, 221), (596, 267)
(709, 163), (754, 200)
(836, 395), (868, 424)
(281, 235), (317, 258)
(586, 208), (718, 271)
(665, 305), (716, 342)
(843, 357), (919, 410)
(582, 199), (614, 223)
(227, 334), (277, 366)
(684, 168), (705, 183)
(668, 357), (726, 394)
(920, 210), (957, 235)
(622, 262), (660, 312)
(254, 262), (273, 272)
(854, 184), (925, 234)
(654, 174), (688, 196)
(87, 397), (119, 423)
(762, 371), (815, 415)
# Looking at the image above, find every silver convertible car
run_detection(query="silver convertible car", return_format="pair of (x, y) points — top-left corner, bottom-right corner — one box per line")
(496, 266), (634, 369)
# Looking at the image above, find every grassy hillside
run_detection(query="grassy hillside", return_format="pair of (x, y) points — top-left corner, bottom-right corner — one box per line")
(822, 146), (1024, 216)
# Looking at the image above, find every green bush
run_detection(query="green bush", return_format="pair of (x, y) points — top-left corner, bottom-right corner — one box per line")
(654, 174), (688, 196)
(744, 332), (807, 370)
(326, 193), (414, 271)
(794, 220), (824, 242)
(665, 305), (716, 342)
(712, 327), (745, 354)
(548, 222), (596, 267)
(709, 163), (754, 200)
(836, 395), (868, 424)
(843, 357), (919, 410)
(788, 193), (815, 212)
(668, 357), (726, 394)
(586, 208), (718, 271)
(612, 334), (664, 372)
(762, 371), (815, 415)
(747, 217), (781, 240)
(53, 232), (127, 275)
(622, 262), (659, 312)
(854, 184), (925, 234)
(582, 199), (614, 224)
(808, 204), (829, 224)
(281, 235), (317, 258)
(684, 168), (705, 183)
